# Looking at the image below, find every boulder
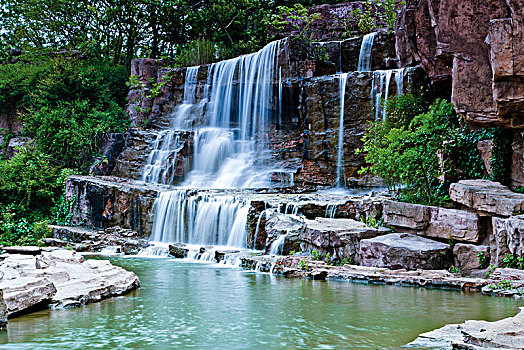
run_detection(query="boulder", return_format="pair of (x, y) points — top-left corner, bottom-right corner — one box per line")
(453, 243), (490, 273)
(265, 214), (304, 255)
(0, 276), (57, 317)
(490, 215), (524, 267)
(0, 289), (6, 328)
(299, 218), (389, 263)
(383, 200), (430, 230)
(0, 249), (139, 312)
(169, 244), (189, 259)
(450, 180), (524, 216)
(383, 200), (485, 243)
(359, 232), (451, 270)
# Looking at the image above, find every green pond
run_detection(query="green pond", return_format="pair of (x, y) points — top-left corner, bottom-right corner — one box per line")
(0, 257), (522, 349)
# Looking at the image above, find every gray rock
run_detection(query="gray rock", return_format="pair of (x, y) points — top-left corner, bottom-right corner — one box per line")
(169, 244), (189, 259)
(383, 200), (430, 230)
(450, 180), (524, 216)
(0, 289), (7, 328)
(453, 244), (490, 273)
(0, 249), (139, 313)
(1, 246), (41, 255)
(490, 215), (524, 267)
(299, 218), (389, 263)
(359, 232), (451, 270)
(266, 214), (304, 255)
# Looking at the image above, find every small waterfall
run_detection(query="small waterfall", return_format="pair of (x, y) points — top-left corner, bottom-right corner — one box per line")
(372, 68), (405, 121)
(141, 66), (200, 184)
(150, 190), (250, 248)
(336, 73), (350, 187)
(325, 204), (337, 219)
(269, 234), (286, 255)
(357, 32), (377, 72)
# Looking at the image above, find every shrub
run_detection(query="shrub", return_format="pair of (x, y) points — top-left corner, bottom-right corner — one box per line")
(359, 96), (488, 205)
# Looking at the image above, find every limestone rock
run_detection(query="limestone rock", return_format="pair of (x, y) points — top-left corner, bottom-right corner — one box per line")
(490, 215), (524, 267)
(453, 244), (490, 273)
(383, 200), (485, 243)
(450, 180), (524, 216)
(0, 276), (57, 317)
(299, 218), (388, 263)
(383, 200), (430, 230)
(265, 214), (304, 255)
(359, 232), (451, 270)
(511, 131), (524, 189)
(0, 249), (139, 313)
(169, 244), (189, 259)
(0, 289), (6, 328)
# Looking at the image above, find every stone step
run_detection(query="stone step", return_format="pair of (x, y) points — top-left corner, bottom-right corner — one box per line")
(450, 179), (524, 216)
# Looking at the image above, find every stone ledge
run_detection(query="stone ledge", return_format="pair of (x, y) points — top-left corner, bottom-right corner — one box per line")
(450, 180), (524, 216)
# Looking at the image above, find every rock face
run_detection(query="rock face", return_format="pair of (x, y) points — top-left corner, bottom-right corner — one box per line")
(66, 175), (169, 236)
(453, 243), (490, 273)
(383, 200), (486, 243)
(0, 289), (6, 328)
(0, 249), (140, 314)
(490, 215), (524, 267)
(299, 218), (389, 263)
(265, 214), (303, 255)
(89, 133), (125, 176)
(396, 0), (524, 128)
(512, 131), (524, 189)
(359, 232), (451, 270)
(450, 180), (524, 216)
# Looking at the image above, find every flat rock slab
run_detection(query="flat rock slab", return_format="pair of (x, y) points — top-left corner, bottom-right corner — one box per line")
(359, 232), (451, 270)
(299, 217), (389, 262)
(450, 180), (524, 216)
(383, 200), (485, 244)
(2, 246), (41, 255)
(0, 249), (139, 315)
(407, 307), (524, 349)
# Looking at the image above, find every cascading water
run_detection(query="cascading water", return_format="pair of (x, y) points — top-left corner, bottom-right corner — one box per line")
(140, 40), (287, 251)
(357, 32), (377, 72)
(336, 73), (350, 188)
(150, 190), (250, 248)
(141, 66), (200, 184)
(372, 68), (405, 121)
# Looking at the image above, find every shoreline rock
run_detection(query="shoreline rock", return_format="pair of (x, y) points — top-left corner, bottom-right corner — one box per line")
(0, 249), (140, 321)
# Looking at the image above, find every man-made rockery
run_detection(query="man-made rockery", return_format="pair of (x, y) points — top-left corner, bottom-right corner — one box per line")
(0, 249), (139, 320)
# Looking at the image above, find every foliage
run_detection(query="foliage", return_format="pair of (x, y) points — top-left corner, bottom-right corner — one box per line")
(359, 210), (383, 228)
(448, 265), (459, 274)
(0, 205), (51, 246)
(268, 4), (326, 61)
(477, 251), (489, 269)
(175, 39), (229, 67)
(311, 249), (322, 261)
(299, 259), (310, 271)
(12, 59), (129, 169)
(347, 0), (405, 35)
(359, 95), (495, 206)
(515, 186), (524, 194)
(502, 253), (524, 270)
(490, 128), (513, 185)
(489, 280), (514, 291)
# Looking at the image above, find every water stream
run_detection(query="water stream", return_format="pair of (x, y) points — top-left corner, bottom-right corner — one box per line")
(1, 257), (521, 349)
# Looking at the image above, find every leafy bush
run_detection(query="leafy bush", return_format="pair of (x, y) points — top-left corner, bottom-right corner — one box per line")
(176, 39), (229, 67)
(0, 205), (52, 246)
(347, 0), (405, 35)
(359, 96), (489, 205)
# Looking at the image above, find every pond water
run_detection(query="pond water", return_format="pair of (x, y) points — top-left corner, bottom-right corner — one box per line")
(1, 257), (522, 349)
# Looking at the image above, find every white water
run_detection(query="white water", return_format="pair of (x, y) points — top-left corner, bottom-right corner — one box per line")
(269, 234), (287, 255)
(372, 68), (405, 121)
(336, 73), (350, 187)
(357, 32), (377, 72)
(141, 66), (200, 184)
(150, 190), (250, 248)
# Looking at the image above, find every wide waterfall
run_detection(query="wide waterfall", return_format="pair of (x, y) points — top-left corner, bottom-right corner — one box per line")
(145, 40), (284, 248)
(150, 190), (250, 247)
(357, 32), (377, 72)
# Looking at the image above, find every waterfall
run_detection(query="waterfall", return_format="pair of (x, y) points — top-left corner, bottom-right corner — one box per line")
(269, 234), (286, 255)
(141, 66), (200, 184)
(181, 39), (281, 188)
(372, 68), (405, 121)
(336, 73), (350, 188)
(357, 32), (377, 72)
(151, 190), (250, 247)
